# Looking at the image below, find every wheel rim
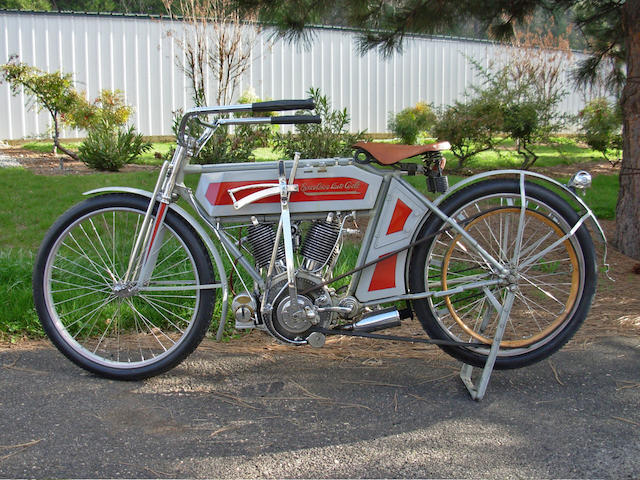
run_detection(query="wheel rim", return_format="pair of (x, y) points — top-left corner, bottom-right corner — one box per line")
(426, 195), (585, 354)
(43, 206), (202, 369)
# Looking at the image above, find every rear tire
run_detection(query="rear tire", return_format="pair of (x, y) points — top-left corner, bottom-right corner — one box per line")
(33, 194), (216, 380)
(409, 179), (597, 369)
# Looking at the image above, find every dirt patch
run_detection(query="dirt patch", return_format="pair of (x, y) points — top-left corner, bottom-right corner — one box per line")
(0, 145), (158, 175)
(584, 219), (640, 340)
(532, 159), (621, 178)
(457, 158), (621, 179)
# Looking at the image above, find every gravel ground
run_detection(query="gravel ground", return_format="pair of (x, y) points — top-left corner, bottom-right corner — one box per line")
(0, 336), (638, 479)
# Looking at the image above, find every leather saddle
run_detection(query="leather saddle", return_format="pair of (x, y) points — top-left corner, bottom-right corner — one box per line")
(353, 141), (451, 165)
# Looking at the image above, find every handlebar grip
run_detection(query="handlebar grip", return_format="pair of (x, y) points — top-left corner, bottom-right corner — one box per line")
(271, 115), (321, 125)
(252, 98), (315, 112)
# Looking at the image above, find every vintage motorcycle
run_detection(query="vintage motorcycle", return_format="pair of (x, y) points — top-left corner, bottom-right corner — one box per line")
(32, 99), (606, 399)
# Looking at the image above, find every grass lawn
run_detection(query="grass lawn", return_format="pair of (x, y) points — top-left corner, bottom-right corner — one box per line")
(460, 139), (602, 170)
(20, 141), (283, 164)
(0, 137), (620, 341)
(20, 136), (607, 170)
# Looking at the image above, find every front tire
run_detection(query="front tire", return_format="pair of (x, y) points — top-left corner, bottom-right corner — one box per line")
(33, 194), (216, 380)
(409, 179), (597, 369)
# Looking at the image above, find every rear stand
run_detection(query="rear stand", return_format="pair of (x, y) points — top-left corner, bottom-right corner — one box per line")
(459, 289), (515, 401)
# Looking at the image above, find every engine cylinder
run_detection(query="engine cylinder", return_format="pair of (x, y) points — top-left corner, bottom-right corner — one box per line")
(300, 220), (341, 270)
(247, 223), (284, 269)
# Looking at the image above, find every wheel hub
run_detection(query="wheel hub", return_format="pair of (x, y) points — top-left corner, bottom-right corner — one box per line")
(112, 282), (137, 298)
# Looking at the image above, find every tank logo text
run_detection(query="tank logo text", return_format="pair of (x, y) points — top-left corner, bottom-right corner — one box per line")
(300, 180), (363, 195)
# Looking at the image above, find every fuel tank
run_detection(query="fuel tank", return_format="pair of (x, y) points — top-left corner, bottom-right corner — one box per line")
(194, 161), (383, 218)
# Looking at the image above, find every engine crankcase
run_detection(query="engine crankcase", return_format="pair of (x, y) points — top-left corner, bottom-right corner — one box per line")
(263, 271), (333, 344)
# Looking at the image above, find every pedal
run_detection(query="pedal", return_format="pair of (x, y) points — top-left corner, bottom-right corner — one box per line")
(306, 331), (326, 348)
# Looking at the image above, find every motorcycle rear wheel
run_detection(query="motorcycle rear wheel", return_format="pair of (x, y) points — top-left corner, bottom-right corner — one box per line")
(409, 179), (597, 369)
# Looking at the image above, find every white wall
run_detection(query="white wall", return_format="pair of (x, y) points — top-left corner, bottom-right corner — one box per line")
(0, 11), (587, 140)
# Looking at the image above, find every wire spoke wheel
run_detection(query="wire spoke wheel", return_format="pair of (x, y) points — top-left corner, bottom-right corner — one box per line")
(410, 180), (596, 369)
(438, 206), (581, 347)
(33, 194), (215, 379)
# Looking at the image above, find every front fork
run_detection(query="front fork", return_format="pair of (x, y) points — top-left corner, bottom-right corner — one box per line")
(124, 145), (189, 288)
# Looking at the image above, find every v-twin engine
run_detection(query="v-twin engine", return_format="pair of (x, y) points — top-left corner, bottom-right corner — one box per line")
(247, 214), (342, 274)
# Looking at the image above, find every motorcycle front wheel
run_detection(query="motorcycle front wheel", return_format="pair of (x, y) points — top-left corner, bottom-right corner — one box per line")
(33, 193), (216, 380)
(409, 179), (597, 369)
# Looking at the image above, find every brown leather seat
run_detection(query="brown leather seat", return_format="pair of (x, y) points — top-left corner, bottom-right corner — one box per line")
(353, 141), (451, 165)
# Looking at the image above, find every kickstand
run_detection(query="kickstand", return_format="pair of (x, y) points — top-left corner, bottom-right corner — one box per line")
(460, 289), (515, 401)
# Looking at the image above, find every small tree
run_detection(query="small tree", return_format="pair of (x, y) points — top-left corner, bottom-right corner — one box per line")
(388, 102), (436, 144)
(433, 95), (503, 170)
(470, 56), (563, 169)
(164, 0), (261, 107)
(0, 57), (79, 168)
(578, 97), (623, 166)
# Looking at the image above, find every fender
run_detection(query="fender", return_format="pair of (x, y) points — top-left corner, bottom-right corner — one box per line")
(83, 186), (230, 340)
(413, 169), (610, 276)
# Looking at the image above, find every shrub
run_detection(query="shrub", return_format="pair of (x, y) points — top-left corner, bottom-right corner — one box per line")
(433, 96), (503, 170)
(469, 62), (564, 169)
(578, 97), (622, 165)
(194, 123), (270, 164)
(79, 125), (151, 171)
(168, 89), (275, 165)
(274, 87), (366, 159)
(388, 102), (436, 144)
(64, 90), (133, 131)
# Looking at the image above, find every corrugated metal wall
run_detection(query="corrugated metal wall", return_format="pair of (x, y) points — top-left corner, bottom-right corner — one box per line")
(0, 11), (586, 140)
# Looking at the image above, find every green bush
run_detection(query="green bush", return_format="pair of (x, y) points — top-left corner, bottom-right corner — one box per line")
(168, 89), (275, 165)
(64, 89), (132, 131)
(433, 96), (503, 170)
(79, 125), (152, 171)
(388, 102), (437, 144)
(457, 59), (565, 169)
(578, 97), (622, 165)
(274, 87), (366, 159)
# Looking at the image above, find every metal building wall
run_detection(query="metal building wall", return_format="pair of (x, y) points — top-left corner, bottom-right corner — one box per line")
(0, 10), (586, 140)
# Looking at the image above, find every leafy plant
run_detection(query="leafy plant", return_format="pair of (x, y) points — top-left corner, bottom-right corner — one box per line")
(469, 59), (565, 169)
(274, 87), (366, 159)
(63, 89), (133, 131)
(388, 102), (436, 144)
(78, 124), (151, 171)
(433, 96), (503, 170)
(578, 97), (622, 166)
(167, 89), (275, 165)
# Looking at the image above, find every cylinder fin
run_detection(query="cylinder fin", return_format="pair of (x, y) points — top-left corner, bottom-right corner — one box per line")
(300, 221), (340, 267)
(247, 223), (284, 269)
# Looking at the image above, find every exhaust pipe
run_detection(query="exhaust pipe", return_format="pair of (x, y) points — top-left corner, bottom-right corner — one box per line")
(344, 307), (401, 332)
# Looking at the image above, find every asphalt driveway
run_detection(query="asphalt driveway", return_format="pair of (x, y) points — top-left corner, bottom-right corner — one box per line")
(1, 335), (638, 478)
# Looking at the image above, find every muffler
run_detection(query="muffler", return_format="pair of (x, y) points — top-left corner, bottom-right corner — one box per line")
(343, 307), (401, 332)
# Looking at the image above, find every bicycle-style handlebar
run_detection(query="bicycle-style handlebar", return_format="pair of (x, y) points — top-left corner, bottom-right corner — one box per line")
(252, 98), (315, 112)
(271, 115), (321, 124)
(177, 99), (319, 148)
